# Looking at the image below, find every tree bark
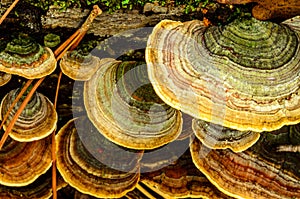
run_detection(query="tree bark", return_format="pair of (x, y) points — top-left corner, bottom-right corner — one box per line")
(41, 4), (195, 37)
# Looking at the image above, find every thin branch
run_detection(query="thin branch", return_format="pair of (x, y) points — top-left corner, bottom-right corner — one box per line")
(0, 77), (44, 149)
(0, 79), (33, 130)
(0, 0), (20, 25)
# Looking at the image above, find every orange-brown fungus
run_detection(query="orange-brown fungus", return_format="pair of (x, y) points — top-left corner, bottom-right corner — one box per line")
(216, 0), (300, 20)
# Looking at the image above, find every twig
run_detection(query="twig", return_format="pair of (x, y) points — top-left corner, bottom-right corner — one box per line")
(0, 79), (33, 131)
(51, 6), (102, 199)
(136, 183), (157, 199)
(0, 0), (20, 25)
(0, 77), (44, 149)
(51, 71), (62, 199)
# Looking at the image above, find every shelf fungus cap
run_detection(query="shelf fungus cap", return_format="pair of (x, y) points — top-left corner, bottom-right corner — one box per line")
(141, 151), (234, 199)
(60, 50), (101, 81)
(56, 118), (140, 198)
(0, 34), (56, 79)
(146, 17), (300, 132)
(0, 72), (11, 87)
(190, 132), (300, 199)
(84, 58), (182, 150)
(0, 135), (52, 187)
(0, 170), (67, 199)
(0, 88), (58, 142)
(192, 119), (260, 152)
(74, 116), (143, 172)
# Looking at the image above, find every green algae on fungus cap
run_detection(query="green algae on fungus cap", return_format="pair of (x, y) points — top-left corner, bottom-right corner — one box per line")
(190, 126), (300, 199)
(44, 33), (61, 48)
(0, 34), (56, 79)
(0, 88), (57, 142)
(146, 16), (300, 132)
(60, 50), (101, 81)
(56, 117), (140, 198)
(84, 58), (182, 150)
(0, 135), (52, 187)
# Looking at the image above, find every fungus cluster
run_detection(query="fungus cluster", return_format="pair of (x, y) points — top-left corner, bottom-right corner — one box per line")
(144, 15), (300, 198)
(84, 58), (182, 150)
(1, 8), (300, 198)
(56, 117), (141, 198)
(0, 33), (59, 198)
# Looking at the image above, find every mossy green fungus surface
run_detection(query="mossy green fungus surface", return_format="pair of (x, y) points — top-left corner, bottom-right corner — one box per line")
(0, 34), (56, 79)
(1, 34), (45, 65)
(146, 16), (300, 132)
(84, 58), (182, 150)
(44, 33), (61, 48)
(204, 17), (298, 70)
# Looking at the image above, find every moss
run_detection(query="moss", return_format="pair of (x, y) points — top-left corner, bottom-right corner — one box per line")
(23, 0), (251, 25)
(23, 0), (211, 13)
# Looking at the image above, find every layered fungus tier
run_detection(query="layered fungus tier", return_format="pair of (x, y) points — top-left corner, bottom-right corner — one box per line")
(84, 58), (182, 150)
(0, 34), (56, 79)
(146, 16), (300, 133)
(1, 3), (300, 198)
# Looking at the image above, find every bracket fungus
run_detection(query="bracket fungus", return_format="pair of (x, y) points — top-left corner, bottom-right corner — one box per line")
(190, 126), (300, 199)
(216, 0), (300, 20)
(59, 49), (101, 81)
(0, 34), (56, 79)
(56, 118), (141, 198)
(140, 113), (194, 173)
(0, 88), (57, 142)
(0, 170), (67, 199)
(140, 137), (190, 173)
(74, 116), (143, 172)
(192, 119), (260, 152)
(0, 134), (52, 187)
(84, 58), (182, 150)
(44, 33), (61, 48)
(141, 150), (234, 199)
(146, 16), (300, 132)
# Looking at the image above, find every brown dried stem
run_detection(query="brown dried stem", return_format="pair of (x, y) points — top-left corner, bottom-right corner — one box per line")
(136, 183), (157, 199)
(51, 6), (102, 199)
(0, 79), (33, 131)
(0, 77), (45, 149)
(0, 0), (20, 25)
(51, 71), (62, 199)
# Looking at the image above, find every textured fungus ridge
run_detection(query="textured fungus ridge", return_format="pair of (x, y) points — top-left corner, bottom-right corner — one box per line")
(192, 119), (260, 152)
(146, 16), (300, 132)
(141, 150), (234, 199)
(84, 58), (182, 149)
(60, 50), (101, 81)
(0, 88), (57, 142)
(0, 34), (56, 79)
(0, 170), (67, 199)
(56, 118), (140, 198)
(0, 135), (52, 187)
(190, 126), (300, 199)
